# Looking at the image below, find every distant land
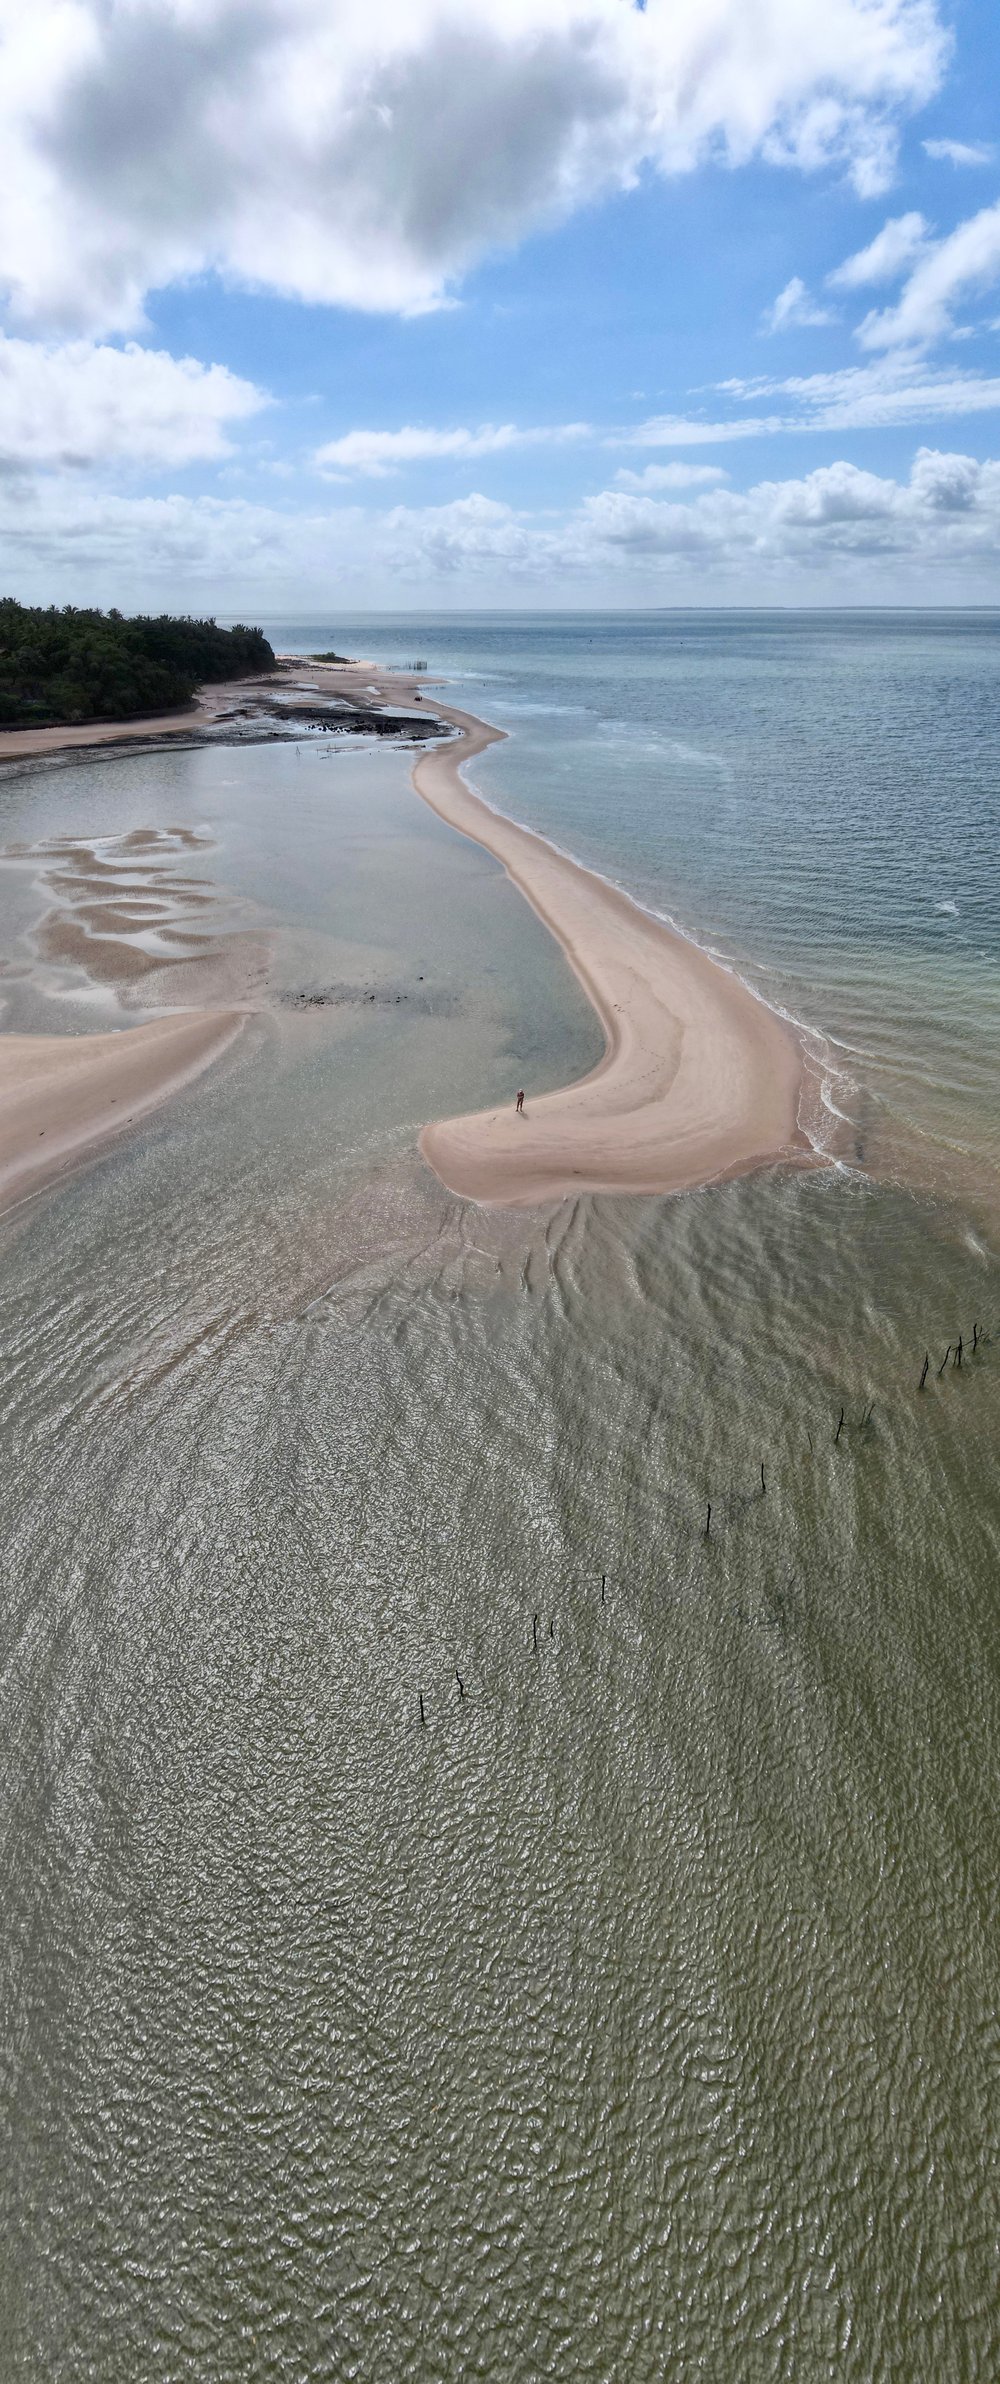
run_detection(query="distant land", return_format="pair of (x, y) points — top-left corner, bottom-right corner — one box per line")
(0, 601), (275, 730)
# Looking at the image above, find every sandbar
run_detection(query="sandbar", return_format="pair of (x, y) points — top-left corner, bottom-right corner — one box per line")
(0, 1009), (245, 1209)
(406, 698), (809, 1206)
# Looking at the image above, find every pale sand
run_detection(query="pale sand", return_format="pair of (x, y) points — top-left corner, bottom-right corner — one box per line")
(0, 702), (206, 762)
(0, 1009), (246, 1209)
(406, 698), (810, 1207)
(0, 677), (292, 763)
(0, 653), (807, 1214)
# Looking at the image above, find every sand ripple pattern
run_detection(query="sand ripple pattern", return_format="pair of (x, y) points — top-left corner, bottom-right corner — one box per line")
(1, 1149), (999, 2381)
(2, 823), (269, 1008)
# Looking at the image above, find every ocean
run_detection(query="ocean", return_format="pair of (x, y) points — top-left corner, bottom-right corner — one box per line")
(1, 612), (998, 2381)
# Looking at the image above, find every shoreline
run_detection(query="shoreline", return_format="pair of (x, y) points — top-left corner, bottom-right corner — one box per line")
(0, 1008), (247, 1212)
(0, 652), (811, 1216)
(403, 690), (810, 1206)
(0, 658), (440, 772)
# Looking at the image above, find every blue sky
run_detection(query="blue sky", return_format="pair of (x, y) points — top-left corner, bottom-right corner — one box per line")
(1, 0), (999, 608)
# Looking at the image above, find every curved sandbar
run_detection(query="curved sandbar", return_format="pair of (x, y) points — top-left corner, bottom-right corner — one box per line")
(413, 702), (809, 1207)
(0, 1008), (246, 1210)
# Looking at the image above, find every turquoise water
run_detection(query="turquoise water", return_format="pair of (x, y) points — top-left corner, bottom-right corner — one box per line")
(2, 617), (1000, 2382)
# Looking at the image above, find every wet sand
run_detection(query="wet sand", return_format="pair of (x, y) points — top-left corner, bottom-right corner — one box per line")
(269, 657), (810, 1205)
(0, 1009), (246, 1209)
(404, 698), (808, 1206)
(0, 699), (210, 763)
(0, 655), (808, 1214)
(0, 657), (435, 767)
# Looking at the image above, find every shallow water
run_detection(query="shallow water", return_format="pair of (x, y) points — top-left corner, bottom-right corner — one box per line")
(1, 624), (1000, 2381)
(289, 610), (1000, 1215)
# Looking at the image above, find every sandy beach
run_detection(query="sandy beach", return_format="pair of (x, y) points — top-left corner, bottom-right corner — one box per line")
(0, 653), (807, 1215)
(254, 655), (809, 1206)
(0, 699), (213, 764)
(0, 1008), (246, 1209)
(404, 697), (808, 1206)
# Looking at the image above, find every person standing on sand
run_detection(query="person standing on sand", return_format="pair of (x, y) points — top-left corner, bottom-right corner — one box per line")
(516, 1088), (524, 1113)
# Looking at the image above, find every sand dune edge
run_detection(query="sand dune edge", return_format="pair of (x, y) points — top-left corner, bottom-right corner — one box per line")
(411, 700), (810, 1208)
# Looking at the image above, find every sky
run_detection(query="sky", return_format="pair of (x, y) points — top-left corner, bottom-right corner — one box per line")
(1, 0), (999, 612)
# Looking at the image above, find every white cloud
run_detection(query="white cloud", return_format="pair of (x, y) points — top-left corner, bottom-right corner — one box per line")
(718, 356), (1000, 429)
(0, 0), (949, 333)
(923, 137), (995, 167)
(613, 463), (728, 490)
(314, 421), (590, 476)
(574, 447), (1000, 581)
(618, 413), (784, 446)
(827, 209), (929, 287)
(762, 275), (835, 330)
(858, 198), (1000, 346)
(0, 334), (265, 469)
(5, 446), (1000, 608)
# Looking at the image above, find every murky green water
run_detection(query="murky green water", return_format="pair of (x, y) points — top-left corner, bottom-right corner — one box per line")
(1, 635), (999, 2381)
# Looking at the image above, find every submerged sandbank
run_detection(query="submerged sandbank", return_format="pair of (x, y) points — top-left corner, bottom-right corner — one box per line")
(0, 1009), (246, 1209)
(402, 697), (808, 1207)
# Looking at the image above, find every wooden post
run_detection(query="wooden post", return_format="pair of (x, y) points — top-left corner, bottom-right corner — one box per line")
(918, 1354), (929, 1390)
(419, 1693), (426, 1727)
(760, 1461), (766, 1496)
(835, 1407), (845, 1444)
(704, 1502), (711, 1540)
(954, 1335), (963, 1369)
(937, 1347), (951, 1377)
(532, 1613), (539, 1655)
(973, 1323), (980, 1353)
(601, 1573), (606, 1606)
(455, 1668), (465, 1699)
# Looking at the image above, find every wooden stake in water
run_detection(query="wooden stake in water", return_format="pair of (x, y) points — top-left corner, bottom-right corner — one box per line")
(455, 1668), (465, 1700)
(704, 1502), (712, 1540)
(835, 1408), (845, 1444)
(532, 1613), (539, 1655)
(918, 1354), (929, 1391)
(760, 1461), (766, 1497)
(938, 1347), (951, 1378)
(601, 1573), (606, 1606)
(954, 1335), (963, 1369)
(419, 1693), (426, 1727)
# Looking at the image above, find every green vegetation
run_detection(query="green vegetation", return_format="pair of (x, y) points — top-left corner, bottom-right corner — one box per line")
(0, 600), (275, 729)
(313, 649), (352, 663)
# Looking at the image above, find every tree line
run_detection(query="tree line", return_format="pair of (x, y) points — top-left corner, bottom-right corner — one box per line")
(0, 600), (275, 728)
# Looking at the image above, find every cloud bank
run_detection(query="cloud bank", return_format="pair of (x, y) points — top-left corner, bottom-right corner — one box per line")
(3, 447), (999, 607)
(0, 0), (948, 332)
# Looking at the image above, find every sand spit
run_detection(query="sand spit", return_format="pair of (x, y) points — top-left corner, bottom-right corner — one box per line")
(0, 650), (808, 1215)
(0, 1008), (246, 1210)
(403, 697), (809, 1207)
(269, 656), (810, 1206)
